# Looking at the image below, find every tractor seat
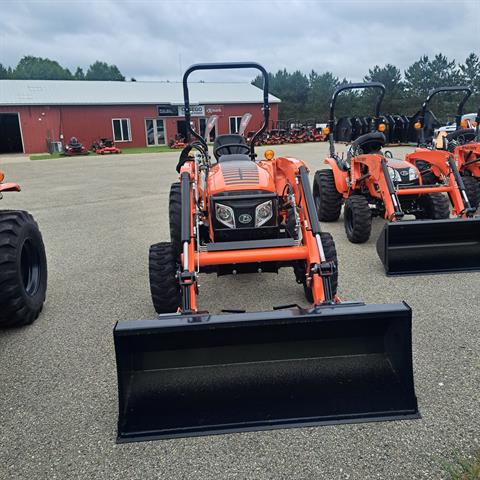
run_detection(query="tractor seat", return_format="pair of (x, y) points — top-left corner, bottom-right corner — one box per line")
(351, 132), (386, 154)
(213, 134), (251, 160)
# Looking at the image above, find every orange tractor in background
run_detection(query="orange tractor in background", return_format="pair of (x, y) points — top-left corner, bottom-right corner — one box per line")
(0, 170), (47, 327)
(113, 63), (418, 443)
(313, 82), (480, 275)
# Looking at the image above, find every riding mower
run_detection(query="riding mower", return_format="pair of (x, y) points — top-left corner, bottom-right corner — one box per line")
(113, 63), (418, 443)
(313, 83), (480, 275)
(0, 171), (47, 327)
(415, 88), (480, 209)
(63, 136), (89, 156)
(91, 138), (121, 154)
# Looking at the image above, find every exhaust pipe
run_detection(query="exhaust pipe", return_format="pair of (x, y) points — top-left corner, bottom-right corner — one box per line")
(377, 218), (480, 275)
(114, 303), (419, 442)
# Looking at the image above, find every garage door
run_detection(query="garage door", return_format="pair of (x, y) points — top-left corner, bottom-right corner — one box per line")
(0, 113), (23, 154)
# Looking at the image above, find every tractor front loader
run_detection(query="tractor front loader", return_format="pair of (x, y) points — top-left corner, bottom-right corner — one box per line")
(0, 171), (47, 327)
(314, 83), (480, 275)
(114, 63), (418, 443)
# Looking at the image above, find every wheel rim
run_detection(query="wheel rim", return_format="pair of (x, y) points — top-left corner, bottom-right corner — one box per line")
(20, 238), (41, 296)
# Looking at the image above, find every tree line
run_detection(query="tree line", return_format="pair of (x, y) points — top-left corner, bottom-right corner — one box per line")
(0, 56), (127, 81)
(252, 53), (480, 123)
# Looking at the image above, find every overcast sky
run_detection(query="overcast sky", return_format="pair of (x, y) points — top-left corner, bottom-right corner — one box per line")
(0, 0), (478, 82)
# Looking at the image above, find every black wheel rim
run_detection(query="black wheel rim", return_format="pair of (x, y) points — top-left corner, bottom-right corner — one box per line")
(20, 238), (41, 296)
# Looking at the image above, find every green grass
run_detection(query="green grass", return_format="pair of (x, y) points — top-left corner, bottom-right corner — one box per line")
(30, 145), (173, 160)
(444, 450), (480, 480)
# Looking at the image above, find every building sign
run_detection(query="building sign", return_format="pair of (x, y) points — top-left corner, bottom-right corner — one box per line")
(157, 104), (178, 116)
(205, 105), (224, 116)
(178, 105), (205, 117)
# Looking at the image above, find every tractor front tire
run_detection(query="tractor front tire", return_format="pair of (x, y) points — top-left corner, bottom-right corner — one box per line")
(313, 170), (343, 222)
(0, 210), (47, 328)
(462, 176), (480, 210)
(344, 195), (372, 243)
(149, 242), (181, 314)
(416, 194), (450, 219)
(301, 232), (338, 303)
(169, 182), (182, 256)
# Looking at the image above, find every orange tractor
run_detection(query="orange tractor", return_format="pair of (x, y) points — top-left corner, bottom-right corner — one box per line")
(415, 87), (480, 209)
(113, 63), (418, 442)
(313, 82), (480, 275)
(0, 170), (47, 327)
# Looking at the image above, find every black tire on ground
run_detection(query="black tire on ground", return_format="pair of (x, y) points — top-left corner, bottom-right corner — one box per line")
(313, 170), (343, 222)
(415, 160), (437, 185)
(343, 195), (372, 243)
(0, 210), (47, 328)
(149, 242), (181, 314)
(302, 232), (338, 303)
(461, 175), (480, 210)
(169, 182), (182, 256)
(415, 194), (450, 220)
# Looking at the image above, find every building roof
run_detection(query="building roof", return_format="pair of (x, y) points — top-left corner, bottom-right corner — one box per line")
(0, 80), (280, 106)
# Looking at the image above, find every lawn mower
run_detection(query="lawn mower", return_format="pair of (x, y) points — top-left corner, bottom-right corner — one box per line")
(113, 63), (418, 443)
(169, 135), (188, 149)
(0, 170), (47, 327)
(63, 136), (89, 156)
(91, 138), (121, 154)
(314, 82), (480, 275)
(415, 88), (480, 209)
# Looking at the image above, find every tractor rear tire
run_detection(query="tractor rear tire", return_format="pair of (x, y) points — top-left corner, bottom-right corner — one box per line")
(169, 182), (182, 256)
(416, 194), (450, 219)
(313, 170), (343, 222)
(302, 232), (338, 303)
(149, 242), (181, 314)
(344, 195), (372, 243)
(462, 176), (480, 210)
(0, 210), (47, 328)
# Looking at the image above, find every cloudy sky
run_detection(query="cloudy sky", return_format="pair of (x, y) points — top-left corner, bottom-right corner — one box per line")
(0, 0), (478, 82)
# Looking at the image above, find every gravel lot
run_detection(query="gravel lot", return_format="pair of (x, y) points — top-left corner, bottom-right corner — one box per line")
(0, 142), (479, 479)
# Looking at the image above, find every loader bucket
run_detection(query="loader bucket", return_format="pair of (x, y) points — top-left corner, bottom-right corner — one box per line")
(377, 218), (480, 275)
(114, 303), (419, 442)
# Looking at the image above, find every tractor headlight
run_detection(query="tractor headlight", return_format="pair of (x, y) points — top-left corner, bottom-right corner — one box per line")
(408, 167), (419, 181)
(215, 203), (235, 229)
(255, 200), (273, 227)
(388, 167), (402, 183)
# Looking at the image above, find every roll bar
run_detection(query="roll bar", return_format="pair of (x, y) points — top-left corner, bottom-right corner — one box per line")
(417, 86), (472, 145)
(182, 62), (270, 159)
(328, 82), (386, 157)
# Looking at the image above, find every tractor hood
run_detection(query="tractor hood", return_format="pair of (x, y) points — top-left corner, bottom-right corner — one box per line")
(208, 160), (276, 195)
(385, 157), (415, 170)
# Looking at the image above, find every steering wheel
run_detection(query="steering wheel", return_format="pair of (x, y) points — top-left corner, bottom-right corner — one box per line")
(214, 143), (251, 159)
(446, 128), (476, 151)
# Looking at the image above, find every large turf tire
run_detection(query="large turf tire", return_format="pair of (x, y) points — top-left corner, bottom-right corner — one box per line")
(0, 210), (47, 328)
(302, 232), (338, 303)
(169, 182), (182, 256)
(415, 194), (450, 219)
(343, 195), (372, 243)
(313, 170), (343, 222)
(149, 242), (181, 314)
(462, 175), (480, 210)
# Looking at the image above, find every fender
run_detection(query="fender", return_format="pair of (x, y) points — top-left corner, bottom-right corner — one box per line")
(0, 182), (21, 193)
(325, 158), (348, 194)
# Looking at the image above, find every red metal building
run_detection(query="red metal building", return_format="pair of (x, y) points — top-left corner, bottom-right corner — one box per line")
(0, 80), (280, 154)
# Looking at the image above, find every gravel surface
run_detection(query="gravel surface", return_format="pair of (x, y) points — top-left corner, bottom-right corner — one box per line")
(0, 143), (479, 479)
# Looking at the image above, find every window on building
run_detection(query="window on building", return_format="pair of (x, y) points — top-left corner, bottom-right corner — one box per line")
(112, 118), (132, 142)
(229, 116), (242, 134)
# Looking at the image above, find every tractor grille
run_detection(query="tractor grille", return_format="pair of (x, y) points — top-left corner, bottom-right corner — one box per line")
(220, 161), (259, 185)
